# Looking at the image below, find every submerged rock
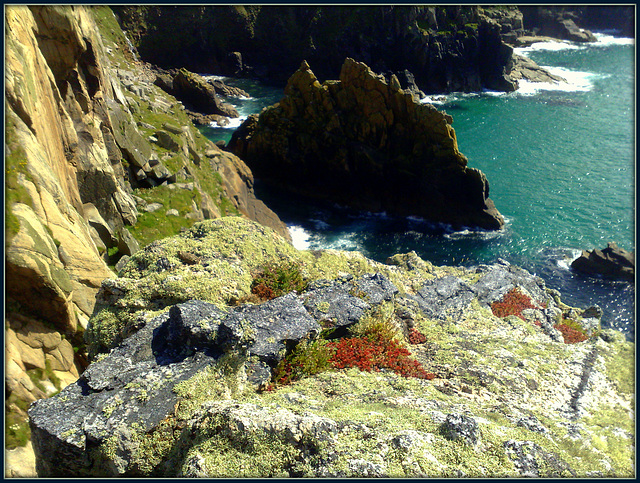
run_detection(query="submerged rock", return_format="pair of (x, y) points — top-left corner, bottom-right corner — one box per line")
(230, 58), (504, 231)
(29, 218), (634, 477)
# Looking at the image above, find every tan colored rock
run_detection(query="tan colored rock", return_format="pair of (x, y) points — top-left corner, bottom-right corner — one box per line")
(53, 367), (80, 387)
(5, 359), (42, 403)
(14, 317), (62, 351)
(45, 339), (76, 372)
(13, 339), (46, 371)
(5, 441), (37, 478)
(5, 328), (27, 372)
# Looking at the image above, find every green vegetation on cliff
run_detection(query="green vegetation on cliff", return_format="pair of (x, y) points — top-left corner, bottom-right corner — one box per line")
(73, 218), (635, 477)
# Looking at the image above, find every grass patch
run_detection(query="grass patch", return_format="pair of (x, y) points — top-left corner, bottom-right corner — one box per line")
(250, 261), (308, 302)
(126, 186), (199, 247)
(5, 394), (32, 449)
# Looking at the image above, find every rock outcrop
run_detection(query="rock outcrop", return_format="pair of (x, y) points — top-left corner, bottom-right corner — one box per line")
(230, 58), (504, 230)
(571, 242), (635, 282)
(5, 4), (288, 455)
(152, 66), (239, 118)
(520, 6), (599, 43)
(29, 218), (634, 477)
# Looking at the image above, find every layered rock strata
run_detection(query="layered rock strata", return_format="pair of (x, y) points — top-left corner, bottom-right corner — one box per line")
(230, 58), (504, 230)
(29, 218), (634, 477)
(5, 4), (288, 455)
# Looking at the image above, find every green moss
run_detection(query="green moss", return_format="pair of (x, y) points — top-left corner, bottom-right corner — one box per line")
(271, 338), (335, 386)
(91, 5), (137, 68)
(349, 301), (401, 343)
(5, 114), (35, 244)
(250, 261), (308, 301)
(5, 394), (32, 449)
(187, 430), (298, 478)
(601, 334), (635, 395)
(26, 359), (62, 393)
(85, 306), (126, 357)
(173, 351), (250, 414)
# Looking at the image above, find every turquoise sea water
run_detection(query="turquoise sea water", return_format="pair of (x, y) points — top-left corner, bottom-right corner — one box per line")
(201, 34), (635, 337)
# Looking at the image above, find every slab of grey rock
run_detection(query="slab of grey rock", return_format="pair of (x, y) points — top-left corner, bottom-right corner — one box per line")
(303, 273), (398, 329)
(413, 275), (476, 320)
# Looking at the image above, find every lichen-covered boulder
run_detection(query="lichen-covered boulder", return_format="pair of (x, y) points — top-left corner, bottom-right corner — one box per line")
(229, 58), (505, 231)
(30, 217), (634, 477)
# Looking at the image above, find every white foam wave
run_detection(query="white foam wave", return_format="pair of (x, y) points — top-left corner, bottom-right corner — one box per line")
(593, 32), (634, 46)
(482, 89), (507, 97)
(555, 249), (582, 270)
(421, 96), (447, 105)
(210, 116), (247, 129)
(201, 74), (229, 82)
(515, 40), (580, 56)
(443, 228), (505, 241)
(516, 66), (598, 95)
(515, 33), (633, 58)
(288, 225), (311, 250)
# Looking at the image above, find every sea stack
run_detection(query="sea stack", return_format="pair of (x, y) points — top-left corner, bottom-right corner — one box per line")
(229, 58), (505, 231)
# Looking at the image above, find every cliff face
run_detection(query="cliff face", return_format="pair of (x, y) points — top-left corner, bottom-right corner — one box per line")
(519, 6), (635, 40)
(230, 58), (504, 230)
(113, 5), (521, 94)
(28, 218), (635, 477)
(5, 4), (288, 453)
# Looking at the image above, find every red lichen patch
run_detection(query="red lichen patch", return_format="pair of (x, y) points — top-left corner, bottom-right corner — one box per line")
(408, 328), (427, 345)
(555, 323), (589, 344)
(251, 282), (277, 301)
(328, 336), (434, 379)
(490, 287), (537, 320)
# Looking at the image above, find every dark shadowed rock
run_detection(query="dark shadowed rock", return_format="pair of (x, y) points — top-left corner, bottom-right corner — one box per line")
(161, 68), (239, 118)
(229, 58), (504, 231)
(571, 242), (635, 282)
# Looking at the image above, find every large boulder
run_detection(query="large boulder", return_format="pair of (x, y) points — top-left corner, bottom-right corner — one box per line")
(29, 217), (634, 477)
(230, 58), (504, 231)
(571, 242), (635, 282)
(169, 68), (239, 118)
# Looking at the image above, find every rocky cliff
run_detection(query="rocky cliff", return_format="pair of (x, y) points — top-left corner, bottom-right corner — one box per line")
(230, 58), (504, 230)
(519, 6), (634, 40)
(29, 218), (634, 477)
(112, 5), (528, 94)
(5, 4), (288, 458)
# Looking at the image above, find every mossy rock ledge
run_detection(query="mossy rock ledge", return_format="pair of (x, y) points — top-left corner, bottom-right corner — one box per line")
(29, 218), (634, 477)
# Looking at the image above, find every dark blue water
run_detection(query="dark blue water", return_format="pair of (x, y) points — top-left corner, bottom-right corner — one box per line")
(201, 34), (635, 338)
